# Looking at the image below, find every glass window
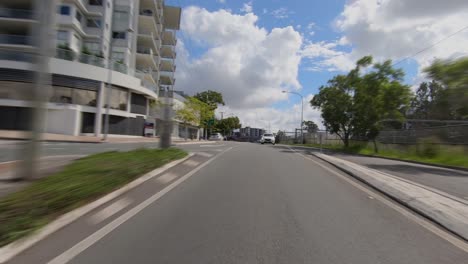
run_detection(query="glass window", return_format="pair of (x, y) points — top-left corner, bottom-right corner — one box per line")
(74, 89), (97, 106)
(105, 86), (128, 110)
(111, 52), (125, 61)
(58, 5), (71, 15)
(113, 10), (128, 20)
(84, 41), (100, 53)
(75, 10), (82, 22)
(112, 31), (126, 39)
(57, 30), (68, 40)
(50, 86), (73, 104)
(86, 19), (101, 28)
(0, 81), (33, 101)
(89, 0), (103, 6)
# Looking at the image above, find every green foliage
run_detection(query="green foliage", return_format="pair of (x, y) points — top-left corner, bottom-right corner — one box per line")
(311, 56), (411, 148)
(416, 137), (441, 158)
(0, 148), (187, 246)
(57, 43), (72, 50)
(302, 120), (318, 133)
(176, 97), (213, 129)
(81, 46), (93, 55)
(215, 116), (241, 135)
(194, 90), (225, 110)
(423, 57), (468, 119)
(409, 81), (447, 119)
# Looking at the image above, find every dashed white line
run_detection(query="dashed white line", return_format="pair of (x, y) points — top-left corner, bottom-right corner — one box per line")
(196, 152), (213, 158)
(183, 160), (200, 167)
(155, 172), (178, 184)
(199, 144), (224, 147)
(46, 147), (233, 264)
(88, 198), (132, 225)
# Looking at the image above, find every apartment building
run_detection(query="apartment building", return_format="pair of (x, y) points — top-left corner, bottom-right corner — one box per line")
(0, 0), (181, 137)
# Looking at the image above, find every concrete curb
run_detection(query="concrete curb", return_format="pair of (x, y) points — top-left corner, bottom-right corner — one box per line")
(283, 144), (468, 172)
(0, 153), (194, 263)
(312, 152), (468, 242)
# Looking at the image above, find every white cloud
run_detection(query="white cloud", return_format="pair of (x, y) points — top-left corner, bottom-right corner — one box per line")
(262, 8), (268, 14)
(306, 22), (316, 30)
(334, 0), (468, 70)
(301, 40), (355, 72)
(270, 7), (293, 19)
(217, 0), (226, 4)
(176, 7), (303, 111)
(240, 1), (253, 13)
(216, 94), (322, 132)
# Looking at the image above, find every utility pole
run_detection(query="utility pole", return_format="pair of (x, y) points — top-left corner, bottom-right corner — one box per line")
(18, 0), (56, 180)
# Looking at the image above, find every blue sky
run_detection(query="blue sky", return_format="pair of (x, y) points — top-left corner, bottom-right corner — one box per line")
(167, 0), (468, 131)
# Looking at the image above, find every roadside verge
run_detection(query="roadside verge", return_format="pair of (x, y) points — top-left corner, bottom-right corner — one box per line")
(0, 148), (191, 260)
(313, 152), (468, 241)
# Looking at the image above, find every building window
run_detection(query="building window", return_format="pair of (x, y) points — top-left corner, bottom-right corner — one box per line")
(111, 52), (125, 62)
(112, 31), (126, 39)
(58, 5), (71, 15)
(105, 86), (128, 110)
(86, 18), (101, 28)
(84, 41), (100, 53)
(89, 0), (103, 6)
(56, 30), (69, 45)
(50, 86), (97, 106)
(75, 10), (82, 22)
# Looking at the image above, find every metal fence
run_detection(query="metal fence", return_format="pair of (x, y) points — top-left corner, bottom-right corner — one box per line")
(276, 130), (342, 145)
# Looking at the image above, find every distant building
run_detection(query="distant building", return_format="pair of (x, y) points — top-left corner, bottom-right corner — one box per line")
(238, 127), (265, 141)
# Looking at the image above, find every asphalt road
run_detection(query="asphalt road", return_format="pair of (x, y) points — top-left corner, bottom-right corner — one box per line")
(7, 142), (468, 263)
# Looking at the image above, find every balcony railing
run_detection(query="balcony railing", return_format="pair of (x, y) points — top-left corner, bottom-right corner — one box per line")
(0, 49), (35, 62)
(0, 34), (33, 46)
(0, 8), (34, 20)
(79, 53), (105, 67)
(136, 47), (154, 55)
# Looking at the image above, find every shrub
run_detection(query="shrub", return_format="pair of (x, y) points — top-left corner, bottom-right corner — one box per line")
(416, 137), (441, 158)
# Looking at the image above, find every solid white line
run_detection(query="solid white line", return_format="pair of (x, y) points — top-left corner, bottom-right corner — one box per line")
(0, 154), (194, 264)
(196, 152), (213, 158)
(88, 198), (131, 225)
(290, 148), (468, 253)
(199, 144), (224, 147)
(155, 172), (178, 184)
(183, 160), (200, 167)
(47, 147), (233, 264)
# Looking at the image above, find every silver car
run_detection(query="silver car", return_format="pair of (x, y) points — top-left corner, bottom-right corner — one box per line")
(209, 133), (223, 141)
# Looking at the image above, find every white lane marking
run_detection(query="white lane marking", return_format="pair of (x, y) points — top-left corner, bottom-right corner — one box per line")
(196, 152), (213, 158)
(88, 198), (131, 225)
(183, 160), (200, 167)
(155, 172), (178, 184)
(213, 149), (224, 152)
(289, 148), (468, 253)
(368, 196), (375, 200)
(47, 147), (233, 264)
(199, 144), (224, 147)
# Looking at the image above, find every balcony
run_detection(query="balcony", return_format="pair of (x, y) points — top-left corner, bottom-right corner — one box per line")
(139, 0), (162, 22)
(136, 47), (158, 70)
(70, 0), (103, 16)
(161, 45), (176, 59)
(162, 30), (177, 46)
(160, 70), (175, 85)
(160, 58), (175, 72)
(137, 30), (161, 54)
(138, 11), (162, 36)
(0, 34), (34, 50)
(0, 8), (35, 20)
(0, 49), (34, 62)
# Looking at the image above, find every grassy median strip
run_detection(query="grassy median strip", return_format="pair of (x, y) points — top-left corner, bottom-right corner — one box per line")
(0, 148), (187, 247)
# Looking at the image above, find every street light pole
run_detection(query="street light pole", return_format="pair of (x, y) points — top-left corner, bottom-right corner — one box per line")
(282, 90), (304, 144)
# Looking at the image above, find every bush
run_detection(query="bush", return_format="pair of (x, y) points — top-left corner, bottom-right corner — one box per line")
(416, 137), (441, 158)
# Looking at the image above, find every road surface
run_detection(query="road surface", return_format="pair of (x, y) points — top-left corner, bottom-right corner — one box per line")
(6, 142), (468, 263)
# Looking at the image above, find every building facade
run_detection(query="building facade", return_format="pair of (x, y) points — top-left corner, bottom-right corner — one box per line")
(0, 0), (180, 137)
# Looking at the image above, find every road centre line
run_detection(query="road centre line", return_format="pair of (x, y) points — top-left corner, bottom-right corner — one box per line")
(47, 147), (234, 264)
(288, 147), (468, 253)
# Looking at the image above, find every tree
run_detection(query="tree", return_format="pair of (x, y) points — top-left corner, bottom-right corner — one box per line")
(311, 56), (411, 151)
(423, 57), (468, 119)
(215, 116), (241, 136)
(409, 81), (448, 120)
(194, 90), (225, 110)
(175, 97), (211, 140)
(302, 120), (318, 133)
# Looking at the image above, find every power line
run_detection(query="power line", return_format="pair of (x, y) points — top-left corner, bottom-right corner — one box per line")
(392, 24), (468, 67)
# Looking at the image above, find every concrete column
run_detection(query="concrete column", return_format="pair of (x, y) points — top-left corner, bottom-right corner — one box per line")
(94, 82), (105, 137)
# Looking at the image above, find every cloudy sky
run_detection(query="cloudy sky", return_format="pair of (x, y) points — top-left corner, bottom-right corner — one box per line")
(167, 0), (468, 132)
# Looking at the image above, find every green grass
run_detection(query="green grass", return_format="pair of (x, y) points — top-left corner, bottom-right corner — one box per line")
(0, 148), (187, 247)
(291, 142), (468, 169)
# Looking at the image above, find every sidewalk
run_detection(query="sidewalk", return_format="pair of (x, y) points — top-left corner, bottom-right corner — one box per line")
(313, 152), (468, 241)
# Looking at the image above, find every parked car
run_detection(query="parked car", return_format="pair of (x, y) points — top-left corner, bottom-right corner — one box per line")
(209, 133), (223, 141)
(260, 133), (276, 145)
